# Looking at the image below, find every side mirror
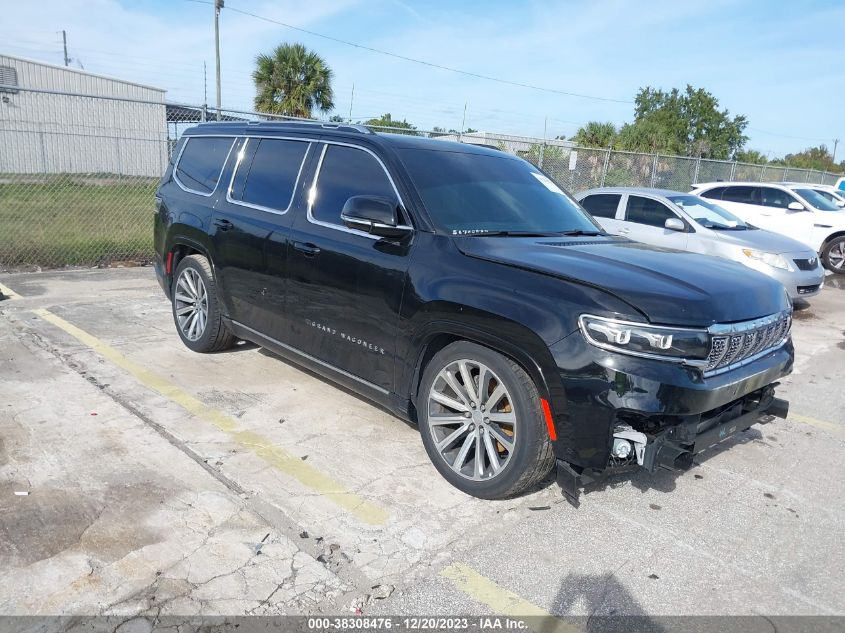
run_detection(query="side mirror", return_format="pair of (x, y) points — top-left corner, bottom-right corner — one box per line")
(664, 217), (686, 232)
(341, 195), (412, 239)
(787, 201), (805, 211)
(836, 200), (844, 208)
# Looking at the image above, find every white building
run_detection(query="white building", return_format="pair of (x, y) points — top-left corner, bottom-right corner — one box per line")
(0, 54), (167, 177)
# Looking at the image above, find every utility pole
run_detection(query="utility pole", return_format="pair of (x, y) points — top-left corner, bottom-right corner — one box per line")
(62, 30), (70, 67)
(833, 139), (840, 165)
(214, 0), (223, 121)
(203, 61), (208, 106)
(348, 83), (354, 122)
(459, 102), (467, 143)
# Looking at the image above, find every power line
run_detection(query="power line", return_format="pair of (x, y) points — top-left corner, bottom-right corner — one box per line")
(184, 0), (632, 105)
(747, 127), (831, 144)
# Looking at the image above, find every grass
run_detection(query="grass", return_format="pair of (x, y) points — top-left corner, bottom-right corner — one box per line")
(0, 176), (158, 268)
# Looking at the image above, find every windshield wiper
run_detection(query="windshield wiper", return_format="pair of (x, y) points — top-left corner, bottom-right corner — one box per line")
(461, 229), (607, 238)
(557, 229), (606, 237)
(462, 230), (563, 237)
(708, 224), (748, 231)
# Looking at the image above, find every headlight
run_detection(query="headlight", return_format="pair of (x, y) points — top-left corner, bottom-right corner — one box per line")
(579, 314), (710, 362)
(741, 249), (792, 271)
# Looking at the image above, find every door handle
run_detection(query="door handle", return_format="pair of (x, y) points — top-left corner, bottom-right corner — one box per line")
(213, 218), (233, 231)
(618, 227), (630, 234)
(293, 241), (321, 256)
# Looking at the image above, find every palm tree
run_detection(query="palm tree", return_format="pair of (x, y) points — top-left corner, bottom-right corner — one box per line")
(253, 43), (334, 118)
(572, 121), (617, 149)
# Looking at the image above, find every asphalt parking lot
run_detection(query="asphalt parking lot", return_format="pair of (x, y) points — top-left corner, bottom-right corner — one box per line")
(1, 268), (844, 621)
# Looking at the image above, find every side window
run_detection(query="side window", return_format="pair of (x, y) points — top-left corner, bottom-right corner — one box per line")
(311, 145), (397, 226)
(759, 187), (796, 209)
(174, 136), (234, 194)
(580, 194), (621, 219)
(720, 186), (758, 204)
(625, 196), (677, 228)
(699, 186), (725, 200)
(230, 138), (309, 211)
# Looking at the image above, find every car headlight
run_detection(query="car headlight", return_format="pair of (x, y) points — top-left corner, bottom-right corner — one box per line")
(579, 314), (710, 362)
(741, 248), (793, 271)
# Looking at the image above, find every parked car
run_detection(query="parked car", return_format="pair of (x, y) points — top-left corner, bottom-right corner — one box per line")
(836, 176), (845, 192)
(690, 181), (845, 273)
(780, 182), (845, 208)
(154, 122), (791, 501)
(577, 188), (824, 301)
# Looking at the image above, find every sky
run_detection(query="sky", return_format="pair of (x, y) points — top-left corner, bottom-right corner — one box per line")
(2, 0), (844, 158)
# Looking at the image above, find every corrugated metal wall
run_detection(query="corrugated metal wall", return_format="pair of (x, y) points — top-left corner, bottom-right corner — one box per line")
(0, 55), (168, 176)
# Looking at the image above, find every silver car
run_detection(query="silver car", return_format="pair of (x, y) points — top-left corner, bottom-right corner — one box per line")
(576, 187), (825, 301)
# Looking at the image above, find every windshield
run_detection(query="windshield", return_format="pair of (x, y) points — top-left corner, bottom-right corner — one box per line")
(813, 189), (845, 204)
(667, 194), (749, 230)
(793, 188), (842, 211)
(398, 148), (602, 235)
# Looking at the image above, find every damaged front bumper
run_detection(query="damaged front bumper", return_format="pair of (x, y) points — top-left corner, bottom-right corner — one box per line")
(556, 385), (789, 503)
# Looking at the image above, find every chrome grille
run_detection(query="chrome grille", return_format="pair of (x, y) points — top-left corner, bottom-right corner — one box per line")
(704, 311), (791, 375)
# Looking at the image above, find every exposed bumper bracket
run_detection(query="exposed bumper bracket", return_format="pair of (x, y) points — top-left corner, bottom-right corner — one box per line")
(555, 459), (582, 507)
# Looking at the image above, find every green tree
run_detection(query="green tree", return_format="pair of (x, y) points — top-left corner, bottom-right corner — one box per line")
(364, 113), (419, 135)
(253, 43), (334, 118)
(572, 121), (617, 148)
(618, 85), (748, 159)
(735, 149), (769, 165)
(778, 145), (841, 171)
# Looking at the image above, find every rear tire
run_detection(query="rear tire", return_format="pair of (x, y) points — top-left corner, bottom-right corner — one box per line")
(171, 254), (236, 353)
(418, 341), (555, 499)
(821, 236), (845, 274)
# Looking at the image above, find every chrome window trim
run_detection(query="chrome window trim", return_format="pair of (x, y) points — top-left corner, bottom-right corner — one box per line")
(225, 136), (314, 216)
(306, 141), (412, 240)
(231, 320), (389, 395)
(173, 136), (236, 197)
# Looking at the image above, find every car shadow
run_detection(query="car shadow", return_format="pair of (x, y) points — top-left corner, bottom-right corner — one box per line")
(236, 340), (769, 501)
(253, 346), (418, 430)
(550, 572), (665, 632)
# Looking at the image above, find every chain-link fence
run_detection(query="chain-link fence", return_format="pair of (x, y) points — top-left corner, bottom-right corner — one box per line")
(1, 87), (842, 269)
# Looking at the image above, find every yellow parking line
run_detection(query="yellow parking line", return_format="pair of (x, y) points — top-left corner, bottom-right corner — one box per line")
(32, 307), (389, 526)
(790, 413), (842, 436)
(441, 563), (580, 632)
(0, 281), (21, 299)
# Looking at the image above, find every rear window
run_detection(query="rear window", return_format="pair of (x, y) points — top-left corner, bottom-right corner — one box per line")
(230, 138), (310, 212)
(580, 194), (621, 218)
(175, 136), (234, 194)
(720, 186), (758, 204)
(699, 186), (726, 200)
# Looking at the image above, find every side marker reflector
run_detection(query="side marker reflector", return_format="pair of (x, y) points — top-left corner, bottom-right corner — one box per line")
(541, 398), (557, 441)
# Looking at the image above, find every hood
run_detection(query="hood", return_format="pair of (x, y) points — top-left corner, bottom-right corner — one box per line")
(709, 227), (817, 255)
(454, 236), (789, 327)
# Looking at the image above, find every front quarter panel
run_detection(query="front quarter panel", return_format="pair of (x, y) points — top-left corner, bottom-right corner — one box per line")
(396, 233), (640, 422)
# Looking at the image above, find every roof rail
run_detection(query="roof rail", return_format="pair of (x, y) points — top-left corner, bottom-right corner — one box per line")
(234, 120), (373, 134)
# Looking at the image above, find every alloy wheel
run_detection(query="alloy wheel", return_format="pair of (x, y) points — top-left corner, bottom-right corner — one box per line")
(174, 268), (208, 341)
(828, 241), (845, 272)
(427, 359), (516, 481)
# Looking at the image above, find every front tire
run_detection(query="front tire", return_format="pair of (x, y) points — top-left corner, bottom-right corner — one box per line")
(171, 254), (235, 352)
(822, 236), (845, 274)
(418, 341), (555, 499)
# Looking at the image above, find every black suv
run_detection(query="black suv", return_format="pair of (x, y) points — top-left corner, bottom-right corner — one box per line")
(154, 122), (791, 501)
